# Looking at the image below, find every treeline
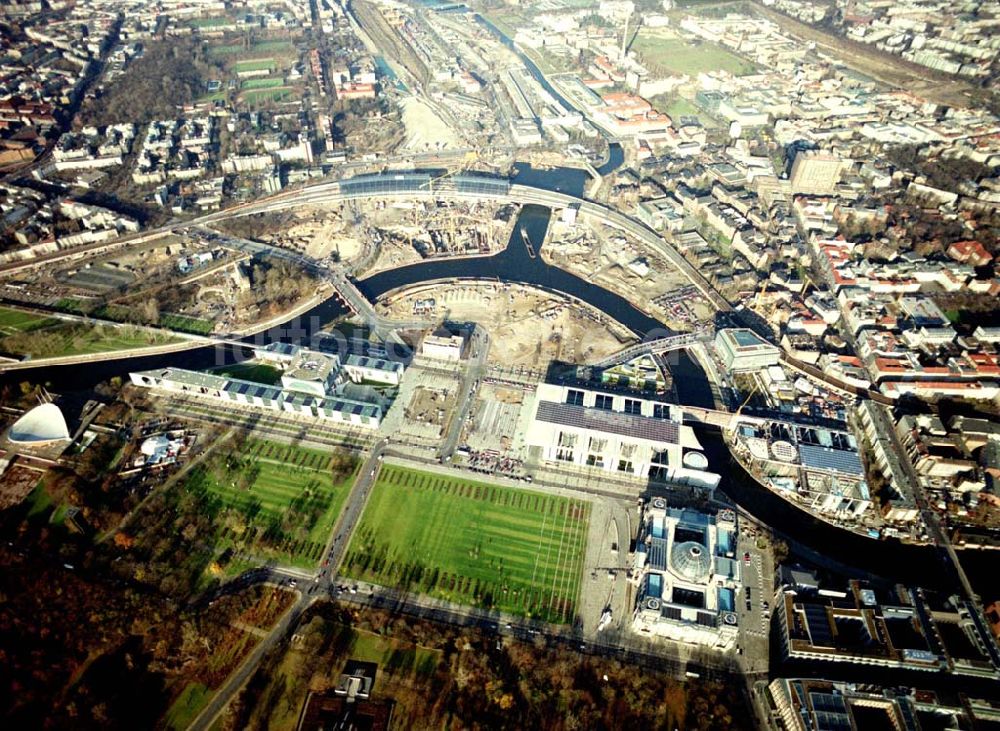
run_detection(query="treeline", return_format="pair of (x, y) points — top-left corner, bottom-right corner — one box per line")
(240, 259), (319, 316)
(886, 144), (994, 188)
(232, 604), (752, 731)
(0, 535), (292, 730)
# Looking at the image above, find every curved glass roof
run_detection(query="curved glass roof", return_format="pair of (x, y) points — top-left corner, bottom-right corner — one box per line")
(670, 541), (712, 583)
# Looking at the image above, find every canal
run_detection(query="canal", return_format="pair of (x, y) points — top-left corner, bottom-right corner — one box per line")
(359, 204), (665, 336)
(0, 201), (990, 605)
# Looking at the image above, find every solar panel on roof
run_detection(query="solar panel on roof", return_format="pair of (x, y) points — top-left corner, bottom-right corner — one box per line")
(798, 444), (864, 476)
(647, 538), (667, 571)
(662, 606), (682, 621)
(810, 693), (847, 714)
(535, 401), (679, 444)
(804, 604), (834, 647)
(813, 711), (851, 731)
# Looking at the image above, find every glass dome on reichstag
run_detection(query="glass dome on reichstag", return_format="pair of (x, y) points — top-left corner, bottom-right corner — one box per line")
(670, 541), (712, 583)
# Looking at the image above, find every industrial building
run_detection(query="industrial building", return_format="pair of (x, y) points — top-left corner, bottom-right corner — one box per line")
(524, 382), (719, 489)
(631, 500), (741, 650)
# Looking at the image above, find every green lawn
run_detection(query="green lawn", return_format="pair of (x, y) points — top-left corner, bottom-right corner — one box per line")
(234, 58), (276, 74)
(241, 87), (297, 105)
(214, 361), (283, 385)
(253, 40), (294, 53)
(344, 466), (591, 623)
(163, 683), (211, 731)
(349, 628), (440, 676)
(196, 91), (228, 103)
(160, 312), (215, 335)
(0, 316), (182, 359)
(209, 44), (244, 57)
(0, 306), (57, 335)
(185, 440), (358, 568)
(631, 32), (755, 77)
(54, 297), (87, 314)
(241, 77), (284, 90)
(649, 94), (720, 128)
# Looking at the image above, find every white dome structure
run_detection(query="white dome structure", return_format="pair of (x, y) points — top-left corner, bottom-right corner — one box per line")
(140, 434), (170, 456)
(670, 541), (712, 583)
(8, 403), (71, 445)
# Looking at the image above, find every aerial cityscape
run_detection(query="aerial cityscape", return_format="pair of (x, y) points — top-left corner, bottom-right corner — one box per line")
(1, 0), (1000, 728)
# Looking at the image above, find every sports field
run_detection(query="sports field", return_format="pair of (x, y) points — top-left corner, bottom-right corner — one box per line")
(185, 440), (358, 567)
(241, 87), (297, 105)
(344, 465), (590, 623)
(209, 44), (243, 57)
(190, 17), (232, 29)
(242, 77), (284, 90)
(240, 86), (298, 104)
(234, 58), (276, 74)
(631, 31), (755, 77)
(252, 40), (294, 53)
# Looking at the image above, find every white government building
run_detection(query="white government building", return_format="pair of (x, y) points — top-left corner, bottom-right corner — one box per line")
(632, 500), (742, 649)
(524, 383), (719, 489)
(130, 344), (402, 430)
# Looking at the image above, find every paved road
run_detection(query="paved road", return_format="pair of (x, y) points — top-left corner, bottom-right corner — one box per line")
(439, 325), (490, 459)
(186, 591), (312, 731)
(187, 439), (388, 731)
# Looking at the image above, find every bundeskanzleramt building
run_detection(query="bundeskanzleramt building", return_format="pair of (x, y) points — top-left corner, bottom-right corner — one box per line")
(524, 382), (719, 489)
(129, 345), (402, 430)
(631, 500), (741, 650)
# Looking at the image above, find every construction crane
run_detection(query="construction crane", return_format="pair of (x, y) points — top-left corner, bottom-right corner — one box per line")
(734, 380), (760, 417)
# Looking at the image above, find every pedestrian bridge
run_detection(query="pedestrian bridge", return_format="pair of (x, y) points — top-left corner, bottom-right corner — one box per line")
(679, 405), (736, 429)
(591, 331), (712, 369)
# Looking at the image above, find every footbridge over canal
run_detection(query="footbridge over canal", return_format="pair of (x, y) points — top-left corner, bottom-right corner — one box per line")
(590, 330), (714, 369)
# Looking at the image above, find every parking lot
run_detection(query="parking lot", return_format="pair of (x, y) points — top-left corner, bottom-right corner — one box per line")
(736, 517), (772, 675)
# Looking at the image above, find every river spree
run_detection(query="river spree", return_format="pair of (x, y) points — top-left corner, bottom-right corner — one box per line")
(0, 201), (989, 606)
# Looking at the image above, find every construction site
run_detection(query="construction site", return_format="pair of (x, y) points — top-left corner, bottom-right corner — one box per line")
(544, 216), (715, 332)
(377, 280), (634, 367)
(354, 197), (519, 276)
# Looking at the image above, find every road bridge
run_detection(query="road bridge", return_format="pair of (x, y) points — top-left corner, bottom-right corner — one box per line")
(193, 226), (434, 347)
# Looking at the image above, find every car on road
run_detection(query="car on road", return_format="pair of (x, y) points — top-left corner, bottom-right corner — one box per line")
(743, 552), (751, 565)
